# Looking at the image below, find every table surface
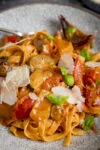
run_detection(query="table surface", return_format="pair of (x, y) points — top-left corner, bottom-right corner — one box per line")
(0, 0), (99, 18)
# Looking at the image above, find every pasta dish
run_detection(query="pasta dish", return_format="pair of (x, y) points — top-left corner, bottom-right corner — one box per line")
(0, 15), (100, 146)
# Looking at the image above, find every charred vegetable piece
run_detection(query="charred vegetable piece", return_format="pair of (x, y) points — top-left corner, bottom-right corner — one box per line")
(0, 56), (8, 65)
(0, 57), (9, 77)
(73, 34), (95, 50)
(33, 37), (44, 53)
(59, 15), (95, 50)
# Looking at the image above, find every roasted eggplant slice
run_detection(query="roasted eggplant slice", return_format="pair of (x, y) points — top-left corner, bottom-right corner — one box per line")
(0, 57), (9, 77)
(59, 15), (95, 50)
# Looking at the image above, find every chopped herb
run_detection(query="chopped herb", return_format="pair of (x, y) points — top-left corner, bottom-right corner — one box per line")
(96, 80), (100, 85)
(66, 26), (77, 37)
(64, 74), (74, 86)
(60, 67), (68, 76)
(45, 35), (54, 40)
(47, 94), (68, 105)
(60, 67), (74, 86)
(82, 116), (94, 131)
(80, 49), (93, 61)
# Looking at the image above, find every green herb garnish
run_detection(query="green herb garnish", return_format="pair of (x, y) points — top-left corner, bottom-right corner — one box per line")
(45, 35), (54, 40)
(80, 49), (93, 61)
(66, 26), (77, 37)
(60, 67), (68, 76)
(64, 74), (74, 86)
(47, 94), (68, 105)
(82, 116), (94, 131)
(60, 67), (74, 86)
(96, 80), (100, 85)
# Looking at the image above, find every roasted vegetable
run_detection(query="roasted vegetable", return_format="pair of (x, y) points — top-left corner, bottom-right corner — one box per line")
(59, 15), (95, 50)
(30, 54), (56, 69)
(0, 57), (9, 77)
(30, 69), (52, 91)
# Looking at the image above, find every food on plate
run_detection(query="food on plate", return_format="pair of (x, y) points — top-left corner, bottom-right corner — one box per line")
(0, 15), (100, 146)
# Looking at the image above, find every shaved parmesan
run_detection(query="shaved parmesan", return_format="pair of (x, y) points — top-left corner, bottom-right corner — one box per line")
(72, 85), (85, 103)
(43, 45), (49, 54)
(6, 65), (30, 87)
(58, 54), (74, 74)
(51, 85), (85, 112)
(85, 61), (100, 68)
(52, 86), (75, 104)
(29, 92), (38, 101)
(0, 65), (30, 105)
(0, 81), (17, 105)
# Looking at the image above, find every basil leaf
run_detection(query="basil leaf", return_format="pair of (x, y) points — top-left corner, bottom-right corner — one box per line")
(82, 116), (94, 131)
(47, 94), (68, 105)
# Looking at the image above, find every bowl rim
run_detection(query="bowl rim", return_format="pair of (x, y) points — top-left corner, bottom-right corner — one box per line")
(0, 1), (100, 20)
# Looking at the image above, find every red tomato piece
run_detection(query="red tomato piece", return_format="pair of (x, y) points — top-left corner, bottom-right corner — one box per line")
(83, 88), (93, 101)
(84, 68), (96, 83)
(7, 35), (19, 43)
(83, 68), (100, 86)
(14, 98), (34, 120)
(73, 57), (84, 90)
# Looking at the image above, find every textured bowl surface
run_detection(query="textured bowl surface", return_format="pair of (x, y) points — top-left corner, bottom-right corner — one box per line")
(0, 3), (100, 150)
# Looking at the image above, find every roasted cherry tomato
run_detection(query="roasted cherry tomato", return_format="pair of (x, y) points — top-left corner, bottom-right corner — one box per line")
(3, 35), (19, 44)
(13, 98), (34, 120)
(7, 35), (19, 43)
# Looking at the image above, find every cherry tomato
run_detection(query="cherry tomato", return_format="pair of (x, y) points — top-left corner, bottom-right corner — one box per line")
(3, 35), (19, 44)
(84, 68), (96, 83)
(13, 98), (34, 120)
(7, 35), (19, 43)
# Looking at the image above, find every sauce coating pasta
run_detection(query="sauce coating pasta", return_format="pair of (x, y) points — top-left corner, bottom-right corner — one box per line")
(0, 16), (100, 146)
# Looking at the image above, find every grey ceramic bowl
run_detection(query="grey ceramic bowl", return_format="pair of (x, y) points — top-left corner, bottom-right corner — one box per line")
(0, 2), (100, 150)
